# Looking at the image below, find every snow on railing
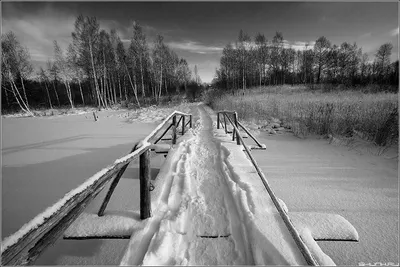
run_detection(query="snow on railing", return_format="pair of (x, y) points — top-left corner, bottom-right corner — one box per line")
(1, 110), (193, 266)
(218, 111), (318, 266)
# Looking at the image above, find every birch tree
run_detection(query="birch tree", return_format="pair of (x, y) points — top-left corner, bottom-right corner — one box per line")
(53, 40), (74, 108)
(1, 31), (34, 115)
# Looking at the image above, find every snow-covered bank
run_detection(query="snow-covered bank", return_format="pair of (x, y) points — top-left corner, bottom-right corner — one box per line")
(250, 132), (399, 265)
(116, 103), (194, 123)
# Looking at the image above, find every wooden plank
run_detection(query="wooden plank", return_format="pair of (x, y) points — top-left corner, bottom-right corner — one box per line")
(150, 144), (170, 154)
(1, 143), (151, 266)
(64, 236), (130, 240)
(289, 212), (359, 242)
(140, 150), (151, 220)
(216, 110), (236, 114)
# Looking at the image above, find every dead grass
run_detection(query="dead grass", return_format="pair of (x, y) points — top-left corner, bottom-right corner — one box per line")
(206, 85), (398, 146)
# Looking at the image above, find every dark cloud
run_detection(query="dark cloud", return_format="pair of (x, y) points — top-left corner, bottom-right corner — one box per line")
(2, 1), (398, 83)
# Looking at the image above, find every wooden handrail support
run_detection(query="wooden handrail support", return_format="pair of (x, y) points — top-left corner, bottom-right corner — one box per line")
(218, 111), (264, 149)
(223, 114), (318, 266)
(1, 110), (193, 266)
(0, 143), (151, 266)
(99, 111), (192, 214)
(237, 121), (264, 148)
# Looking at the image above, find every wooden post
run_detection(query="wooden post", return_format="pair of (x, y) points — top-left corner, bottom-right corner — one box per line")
(93, 111), (97, 121)
(140, 149), (151, 220)
(172, 115), (177, 145)
(238, 121), (263, 148)
(232, 114), (236, 141)
(217, 113), (220, 129)
(234, 112), (240, 145)
(176, 115), (183, 130)
(182, 115), (185, 135)
(223, 113), (227, 134)
(189, 115), (192, 128)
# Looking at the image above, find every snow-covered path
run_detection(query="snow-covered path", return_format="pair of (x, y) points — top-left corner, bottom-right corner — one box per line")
(121, 104), (314, 266)
(138, 105), (254, 265)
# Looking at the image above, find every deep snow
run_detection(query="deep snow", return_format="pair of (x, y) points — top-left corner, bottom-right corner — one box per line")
(2, 102), (398, 265)
(121, 104), (343, 265)
(250, 132), (399, 266)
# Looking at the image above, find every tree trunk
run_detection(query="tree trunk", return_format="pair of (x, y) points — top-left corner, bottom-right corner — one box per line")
(140, 57), (145, 97)
(112, 74), (117, 104)
(10, 81), (29, 114)
(123, 75), (128, 102)
(44, 80), (53, 109)
(124, 63), (140, 107)
(52, 79), (60, 107)
(158, 64), (163, 101)
(8, 71), (33, 116)
(78, 79), (85, 106)
(3, 84), (10, 107)
(20, 76), (30, 108)
(65, 81), (74, 109)
(89, 39), (102, 108)
(118, 73), (122, 103)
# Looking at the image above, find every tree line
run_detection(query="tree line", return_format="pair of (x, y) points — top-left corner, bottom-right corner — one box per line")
(1, 15), (202, 114)
(213, 30), (399, 92)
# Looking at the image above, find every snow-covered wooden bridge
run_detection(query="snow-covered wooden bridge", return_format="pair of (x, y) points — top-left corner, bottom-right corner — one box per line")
(1, 104), (358, 266)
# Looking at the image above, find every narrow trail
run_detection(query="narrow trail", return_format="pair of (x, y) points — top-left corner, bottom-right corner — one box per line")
(140, 104), (254, 265)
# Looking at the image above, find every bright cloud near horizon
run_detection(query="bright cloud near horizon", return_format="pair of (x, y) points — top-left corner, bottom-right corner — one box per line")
(2, 2), (398, 83)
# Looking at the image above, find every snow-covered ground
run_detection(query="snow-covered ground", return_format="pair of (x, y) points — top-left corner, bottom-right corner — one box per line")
(121, 104), (326, 265)
(2, 102), (398, 265)
(250, 132), (399, 266)
(1, 108), (167, 264)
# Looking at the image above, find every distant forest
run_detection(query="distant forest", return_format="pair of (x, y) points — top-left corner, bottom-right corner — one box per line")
(212, 30), (399, 92)
(1, 15), (202, 115)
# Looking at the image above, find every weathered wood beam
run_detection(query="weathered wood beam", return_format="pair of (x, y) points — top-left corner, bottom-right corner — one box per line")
(98, 143), (139, 216)
(237, 121), (264, 148)
(182, 115), (185, 135)
(1, 144), (151, 266)
(172, 115), (177, 145)
(154, 123), (173, 144)
(140, 149), (151, 220)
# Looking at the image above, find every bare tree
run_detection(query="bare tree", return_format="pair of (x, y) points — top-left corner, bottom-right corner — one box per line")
(72, 15), (103, 108)
(1, 31), (34, 116)
(38, 67), (53, 109)
(67, 44), (85, 105)
(313, 36), (331, 84)
(53, 40), (74, 108)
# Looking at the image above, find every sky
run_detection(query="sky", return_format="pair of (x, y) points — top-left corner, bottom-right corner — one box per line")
(2, 1), (399, 83)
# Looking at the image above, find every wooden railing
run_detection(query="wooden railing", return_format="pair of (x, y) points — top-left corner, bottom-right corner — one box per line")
(1, 111), (192, 266)
(217, 111), (265, 149)
(216, 111), (318, 266)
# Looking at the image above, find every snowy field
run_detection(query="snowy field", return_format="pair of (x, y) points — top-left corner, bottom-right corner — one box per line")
(1, 103), (398, 265)
(251, 133), (399, 266)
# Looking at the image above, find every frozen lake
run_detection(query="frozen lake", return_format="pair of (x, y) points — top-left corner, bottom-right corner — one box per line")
(2, 111), (166, 264)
